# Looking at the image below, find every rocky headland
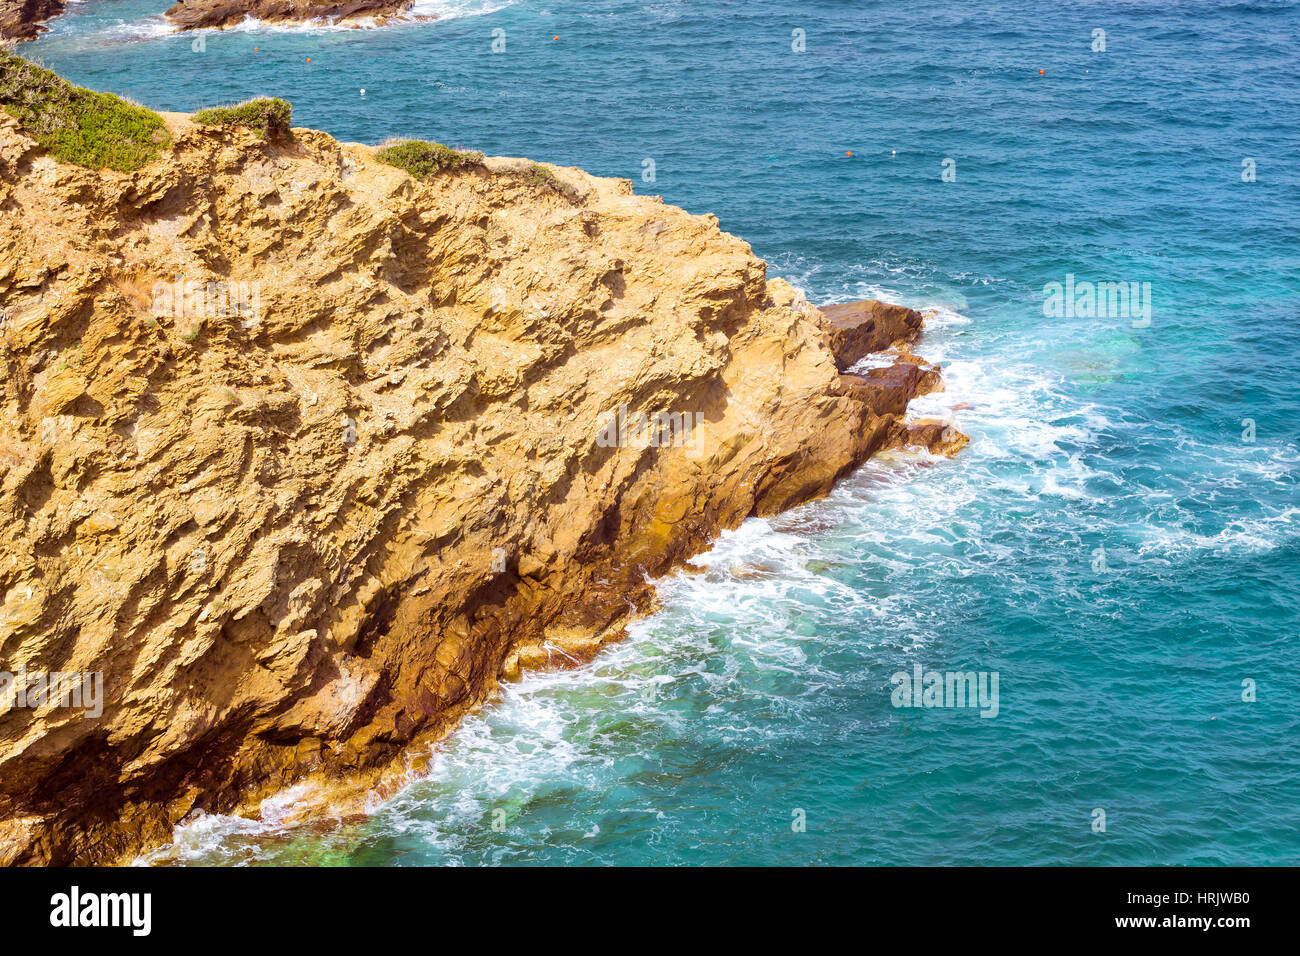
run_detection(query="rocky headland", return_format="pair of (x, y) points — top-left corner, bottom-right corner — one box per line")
(0, 60), (965, 864)
(0, 0), (66, 42)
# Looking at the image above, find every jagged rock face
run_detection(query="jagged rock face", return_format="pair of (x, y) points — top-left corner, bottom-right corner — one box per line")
(0, 0), (66, 41)
(163, 0), (414, 31)
(0, 111), (963, 864)
(820, 299), (922, 369)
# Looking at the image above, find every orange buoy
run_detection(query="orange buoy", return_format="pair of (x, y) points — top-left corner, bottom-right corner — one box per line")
(846, 150), (852, 157)
(553, 36), (559, 41)
(1039, 69), (1045, 75)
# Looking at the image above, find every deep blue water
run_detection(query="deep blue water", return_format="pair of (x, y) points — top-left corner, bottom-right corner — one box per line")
(26, 0), (1300, 865)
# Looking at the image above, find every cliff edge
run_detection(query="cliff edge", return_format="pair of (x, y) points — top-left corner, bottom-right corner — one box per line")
(0, 86), (965, 864)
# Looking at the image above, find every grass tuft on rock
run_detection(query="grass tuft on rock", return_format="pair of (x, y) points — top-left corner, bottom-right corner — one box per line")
(0, 49), (171, 172)
(376, 139), (484, 179)
(193, 98), (293, 141)
(520, 163), (586, 204)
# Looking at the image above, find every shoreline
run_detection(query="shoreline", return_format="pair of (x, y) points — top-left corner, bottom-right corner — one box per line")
(141, 427), (963, 865)
(0, 0), (428, 41)
(0, 68), (966, 865)
(163, 0), (421, 33)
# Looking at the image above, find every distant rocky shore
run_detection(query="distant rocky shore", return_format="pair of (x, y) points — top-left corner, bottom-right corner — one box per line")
(163, 0), (417, 32)
(0, 0), (66, 42)
(0, 0), (421, 41)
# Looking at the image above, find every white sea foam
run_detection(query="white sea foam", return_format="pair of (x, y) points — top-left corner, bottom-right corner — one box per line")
(920, 304), (974, 329)
(50, 16), (178, 45)
(1135, 506), (1300, 557)
(407, 0), (514, 20)
(845, 353), (897, 373)
(136, 782), (328, 865)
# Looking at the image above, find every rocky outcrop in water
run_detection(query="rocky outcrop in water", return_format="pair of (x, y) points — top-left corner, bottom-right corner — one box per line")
(2, 0), (416, 40)
(0, 106), (964, 864)
(0, 0), (65, 41)
(163, 0), (416, 31)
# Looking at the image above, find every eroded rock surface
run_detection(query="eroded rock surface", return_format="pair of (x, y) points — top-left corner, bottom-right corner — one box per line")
(0, 0), (66, 41)
(0, 111), (964, 864)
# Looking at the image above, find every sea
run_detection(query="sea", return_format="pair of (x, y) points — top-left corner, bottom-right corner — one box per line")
(23, 0), (1300, 865)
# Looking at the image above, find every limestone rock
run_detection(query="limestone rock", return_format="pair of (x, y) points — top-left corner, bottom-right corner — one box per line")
(819, 299), (922, 369)
(0, 111), (965, 864)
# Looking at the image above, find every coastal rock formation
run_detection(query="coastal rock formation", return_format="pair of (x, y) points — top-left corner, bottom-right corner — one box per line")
(163, 0), (415, 31)
(0, 0), (65, 42)
(819, 299), (921, 369)
(0, 108), (964, 864)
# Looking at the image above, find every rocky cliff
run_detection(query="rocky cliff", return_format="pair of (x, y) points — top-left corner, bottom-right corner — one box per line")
(0, 107), (964, 864)
(0, 0), (65, 41)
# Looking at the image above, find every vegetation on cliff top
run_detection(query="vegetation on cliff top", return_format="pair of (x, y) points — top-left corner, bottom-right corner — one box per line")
(520, 163), (586, 204)
(376, 138), (484, 178)
(0, 49), (171, 171)
(375, 139), (585, 205)
(193, 97), (293, 141)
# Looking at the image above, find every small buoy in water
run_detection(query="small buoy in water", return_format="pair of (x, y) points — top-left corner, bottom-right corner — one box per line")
(1039, 68), (1045, 75)
(846, 150), (852, 157)
(307, 58), (312, 63)
(360, 88), (366, 96)
(892, 149), (897, 156)
(553, 36), (559, 41)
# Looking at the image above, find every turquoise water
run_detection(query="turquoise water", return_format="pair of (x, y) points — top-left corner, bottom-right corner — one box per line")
(27, 1), (1300, 865)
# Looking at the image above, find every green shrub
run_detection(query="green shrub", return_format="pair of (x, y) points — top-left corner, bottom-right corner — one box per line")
(0, 49), (171, 171)
(376, 139), (484, 179)
(193, 98), (292, 141)
(520, 163), (585, 204)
